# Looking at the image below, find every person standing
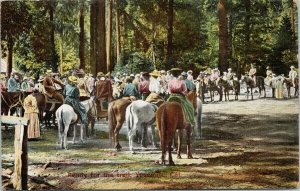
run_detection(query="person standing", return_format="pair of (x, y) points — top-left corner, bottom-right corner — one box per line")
(275, 75), (284, 99)
(0, 74), (7, 92)
(149, 70), (161, 94)
(23, 91), (40, 140)
(95, 72), (113, 118)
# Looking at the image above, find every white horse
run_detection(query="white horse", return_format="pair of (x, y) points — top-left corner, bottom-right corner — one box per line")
(55, 96), (96, 149)
(125, 100), (158, 153)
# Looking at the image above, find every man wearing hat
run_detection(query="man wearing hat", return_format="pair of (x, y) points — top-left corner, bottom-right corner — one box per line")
(167, 68), (195, 127)
(76, 69), (90, 99)
(149, 70), (162, 95)
(289, 66), (298, 87)
(43, 69), (65, 103)
(249, 64), (257, 86)
(63, 76), (87, 123)
(7, 73), (21, 92)
(138, 72), (150, 100)
(95, 72), (113, 117)
(36, 76), (45, 93)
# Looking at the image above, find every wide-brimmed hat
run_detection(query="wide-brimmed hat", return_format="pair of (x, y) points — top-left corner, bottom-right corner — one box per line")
(228, 68), (232, 71)
(68, 76), (78, 83)
(150, 70), (161, 77)
(97, 72), (105, 77)
(187, 70), (193, 74)
(30, 76), (35, 80)
(105, 72), (110, 77)
(160, 70), (166, 74)
(266, 66), (270, 69)
(290, 66), (295, 69)
(170, 68), (182, 72)
(23, 76), (28, 80)
(0, 74), (6, 79)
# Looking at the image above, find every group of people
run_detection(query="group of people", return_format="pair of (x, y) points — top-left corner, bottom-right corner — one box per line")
(1, 64), (298, 140)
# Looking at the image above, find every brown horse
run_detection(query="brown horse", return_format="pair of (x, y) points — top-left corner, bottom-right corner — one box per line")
(240, 75), (266, 100)
(108, 97), (132, 151)
(218, 78), (240, 101)
(156, 102), (193, 166)
(206, 78), (223, 102)
(283, 77), (298, 98)
(1, 91), (29, 116)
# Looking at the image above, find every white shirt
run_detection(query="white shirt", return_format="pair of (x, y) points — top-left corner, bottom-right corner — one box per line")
(149, 77), (161, 94)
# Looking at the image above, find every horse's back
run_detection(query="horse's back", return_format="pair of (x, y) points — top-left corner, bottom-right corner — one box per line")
(156, 102), (184, 129)
(127, 100), (157, 123)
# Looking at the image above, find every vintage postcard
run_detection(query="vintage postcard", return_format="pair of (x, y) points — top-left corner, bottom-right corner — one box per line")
(1, 0), (299, 190)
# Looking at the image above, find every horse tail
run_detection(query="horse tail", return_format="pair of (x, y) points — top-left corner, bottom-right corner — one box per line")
(60, 109), (65, 134)
(126, 104), (134, 131)
(108, 102), (115, 141)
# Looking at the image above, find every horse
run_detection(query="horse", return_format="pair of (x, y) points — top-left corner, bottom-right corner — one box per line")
(206, 78), (223, 102)
(156, 102), (193, 166)
(218, 78), (240, 101)
(125, 100), (158, 153)
(1, 91), (27, 116)
(195, 79), (207, 102)
(240, 75), (266, 100)
(108, 97), (132, 151)
(283, 77), (298, 98)
(55, 97), (95, 149)
(264, 77), (277, 98)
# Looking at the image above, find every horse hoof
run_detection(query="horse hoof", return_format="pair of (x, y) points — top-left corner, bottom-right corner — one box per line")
(177, 155), (182, 159)
(131, 151), (136, 155)
(187, 155), (193, 159)
(116, 148), (121, 152)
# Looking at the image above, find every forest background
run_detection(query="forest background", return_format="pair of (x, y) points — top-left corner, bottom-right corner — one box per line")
(1, 0), (298, 78)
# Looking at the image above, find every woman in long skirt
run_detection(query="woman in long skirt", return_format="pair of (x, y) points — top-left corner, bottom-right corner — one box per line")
(23, 92), (40, 139)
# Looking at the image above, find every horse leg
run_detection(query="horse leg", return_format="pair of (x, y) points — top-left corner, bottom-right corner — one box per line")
(150, 125), (159, 148)
(64, 124), (70, 150)
(258, 87), (261, 98)
(80, 124), (84, 143)
(73, 124), (77, 144)
(141, 123), (147, 148)
(177, 129), (182, 159)
(186, 124), (193, 159)
(128, 128), (136, 154)
(251, 88), (253, 100)
(168, 139), (175, 166)
(114, 122), (123, 151)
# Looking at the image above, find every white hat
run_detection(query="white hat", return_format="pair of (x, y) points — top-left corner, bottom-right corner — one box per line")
(228, 68), (232, 71)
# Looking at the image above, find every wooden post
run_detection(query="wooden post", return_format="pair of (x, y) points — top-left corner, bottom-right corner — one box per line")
(1, 116), (28, 190)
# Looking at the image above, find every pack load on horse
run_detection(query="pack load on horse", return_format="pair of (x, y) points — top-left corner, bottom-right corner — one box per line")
(156, 68), (194, 165)
(95, 72), (113, 119)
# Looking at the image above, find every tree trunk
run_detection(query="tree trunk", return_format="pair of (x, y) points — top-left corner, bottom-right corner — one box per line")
(49, 1), (58, 72)
(242, 0), (251, 77)
(106, 0), (112, 72)
(217, 0), (228, 73)
(7, 35), (13, 77)
(114, 0), (121, 66)
(290, 0), (295, 45)
(166, 0), (174, 68)
(90, 0), (96, 76)
(79, 2), (85, 70)
(97, 0), (106, 74)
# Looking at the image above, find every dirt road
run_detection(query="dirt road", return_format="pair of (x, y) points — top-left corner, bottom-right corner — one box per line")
(2, 97), (298, 190)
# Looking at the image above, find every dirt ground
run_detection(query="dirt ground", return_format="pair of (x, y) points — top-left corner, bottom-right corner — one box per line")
(1, 93), (299, 190)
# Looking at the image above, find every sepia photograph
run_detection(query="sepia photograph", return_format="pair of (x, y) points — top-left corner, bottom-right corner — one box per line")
(1, 0), (299, 190)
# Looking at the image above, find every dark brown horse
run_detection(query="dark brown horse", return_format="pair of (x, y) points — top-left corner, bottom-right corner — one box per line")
(156, 102), (193, 166)
(240, 75), (266, 100)
(283, 77), (298, 98)
(206, 78), (223, 102)
(108, 97), (132, 151)
(1, 91), (29, 116)
(218, 78), (240, 101)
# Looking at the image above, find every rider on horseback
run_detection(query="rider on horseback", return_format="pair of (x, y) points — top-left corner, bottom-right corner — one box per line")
(289, 66), (298, 87)
(43, 69), (64, 103)
(63, 75), (87, 124)
(167, 68), (195, 126)
(249, 64), (257, 86)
